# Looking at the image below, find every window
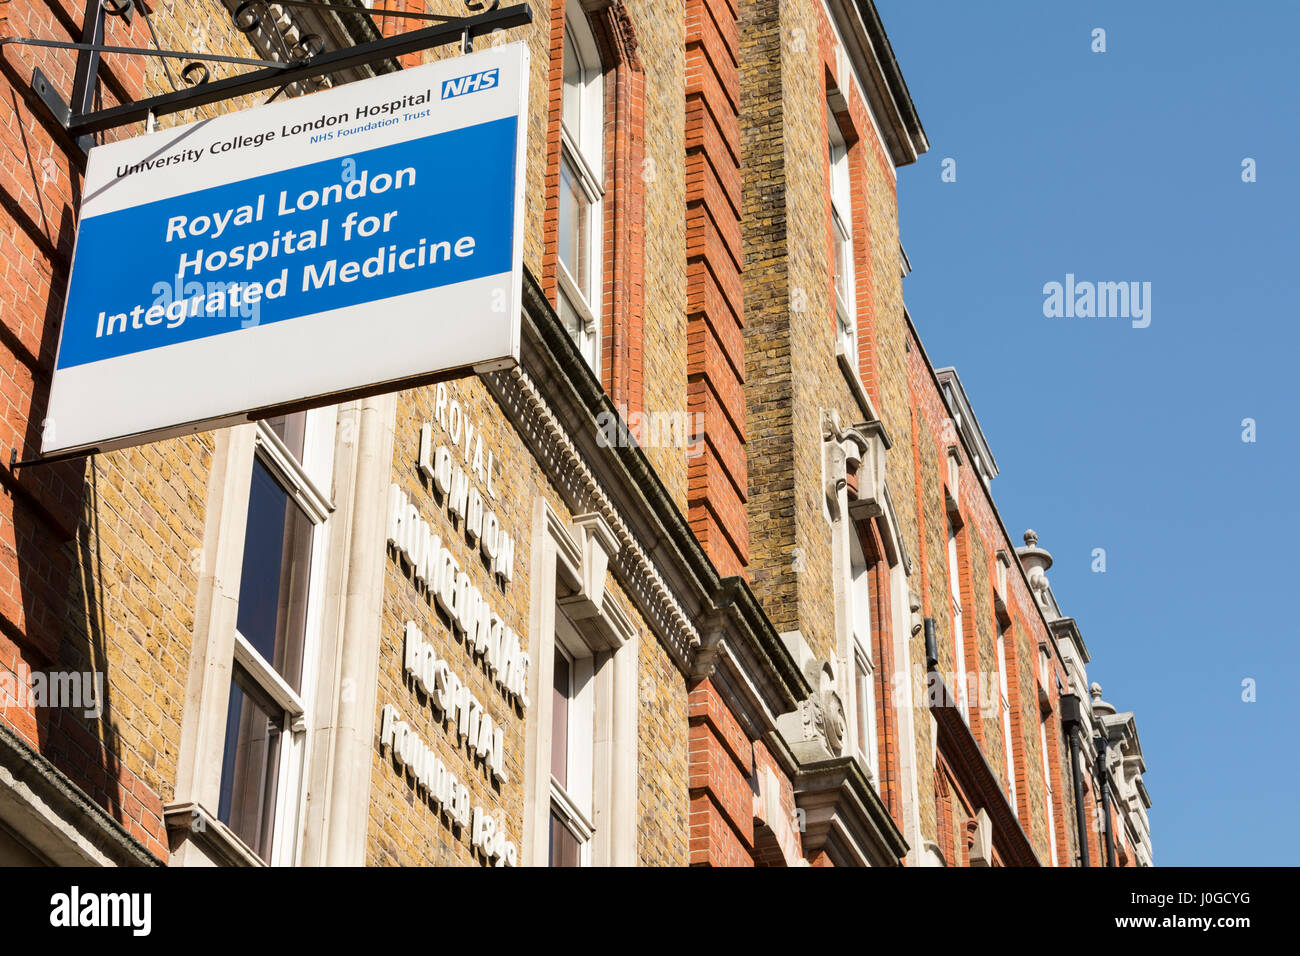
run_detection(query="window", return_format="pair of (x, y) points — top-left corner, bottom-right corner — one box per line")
(995, 630), (1016, 815)
(216, 412), (332, 864)
(827, 106), (855, 358)
(848, 531), (878, 781)
(525, 503), (637, 866)
(558, 4), (605, 371)
(1040, 717), (1059, 866)
(548, 616), (596, 866)
(946, 519), (968, 721)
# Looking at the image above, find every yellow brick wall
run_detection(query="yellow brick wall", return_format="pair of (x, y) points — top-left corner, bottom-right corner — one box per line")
(636, 620), (690, 866)
(633, 0), (689, 513)
(367, 374), (692, 865)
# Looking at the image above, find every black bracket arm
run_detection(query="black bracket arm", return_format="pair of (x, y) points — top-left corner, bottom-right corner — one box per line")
(12, 1), (531, 148)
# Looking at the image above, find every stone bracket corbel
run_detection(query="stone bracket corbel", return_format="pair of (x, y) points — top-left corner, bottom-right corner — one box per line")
(557, 511), (634, 649)
(847, 418), (889, 520)
(774, 640), (846, 764)
(823, 409), (890, 522)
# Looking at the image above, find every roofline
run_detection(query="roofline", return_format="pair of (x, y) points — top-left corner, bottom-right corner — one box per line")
(935, 366), (1001, 478)
(904, 307), (1068, 670)
(856, 0), (929, 162)
(827, 0), (930, 166)
(1048, 617), (1091, 665)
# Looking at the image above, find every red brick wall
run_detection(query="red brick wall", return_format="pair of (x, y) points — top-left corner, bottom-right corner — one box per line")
(855, 516), (902, 829)
(541, 1), (649, 413)
(685, 0), (746, 578)
(687, 679), (754, 866)
(904, 318), (1080, 865)
(591, 3), (646, 417)
(540, 0), (566, 305)
(0, 0), (267, 864)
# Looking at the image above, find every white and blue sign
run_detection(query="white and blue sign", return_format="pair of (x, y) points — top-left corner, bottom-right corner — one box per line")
(44, 44), (529, 455)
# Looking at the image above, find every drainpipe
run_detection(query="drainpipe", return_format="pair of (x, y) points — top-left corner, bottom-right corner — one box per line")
(1096, 735), (1117, 867)
(923, 618), (939, 708)
(1060, 693), (1090, 868)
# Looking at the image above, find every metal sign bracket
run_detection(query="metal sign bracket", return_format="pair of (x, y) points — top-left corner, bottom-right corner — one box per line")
(4, 0), (532, 471)
(7, 0), (532, 159)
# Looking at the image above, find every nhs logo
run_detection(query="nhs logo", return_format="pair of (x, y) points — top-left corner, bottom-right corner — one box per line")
(442, 68), (500, 99)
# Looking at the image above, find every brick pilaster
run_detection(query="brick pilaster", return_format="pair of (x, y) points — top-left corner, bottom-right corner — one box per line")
(685, 0), (747, 578)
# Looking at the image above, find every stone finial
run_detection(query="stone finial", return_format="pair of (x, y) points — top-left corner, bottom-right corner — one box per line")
(1090, 682), (1116, 718)
(1024, 529), (1039, 547)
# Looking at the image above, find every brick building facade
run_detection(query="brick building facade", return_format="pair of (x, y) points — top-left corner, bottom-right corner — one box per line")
(0, 0), (1149, 867)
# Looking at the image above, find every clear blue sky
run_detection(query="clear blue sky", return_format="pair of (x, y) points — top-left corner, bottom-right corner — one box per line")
(875, 0), (1298, 865)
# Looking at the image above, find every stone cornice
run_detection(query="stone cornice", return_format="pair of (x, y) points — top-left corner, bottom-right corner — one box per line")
(482, 270), (809, 718)
(222, 0), (390, 94)
(1049, 616), (1091, 664)
(791, 755), (909, 866)
(486, 363), (699, 663)
(826, 0), (929, 166)
(696, 578), (811, 736)
(935, 366), (999, 479)
(0, 721), (159, 867)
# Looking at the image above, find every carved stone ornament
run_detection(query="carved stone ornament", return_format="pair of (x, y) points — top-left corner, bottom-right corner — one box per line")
(822, 410), (871, 519)
(1027, 567), (1051, 606)
(909, 587), (924, 638)
(821, 687), (847, 756)
(823, 409), (889, 521)
(800, 694), (827, 744)
(779, 658), (845, 762)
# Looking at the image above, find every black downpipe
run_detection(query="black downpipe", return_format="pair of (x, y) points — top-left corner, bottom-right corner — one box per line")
(1096, 736), (1117, 867)
(923, 618), (940, 707)
(1060, 693), (1091, 868)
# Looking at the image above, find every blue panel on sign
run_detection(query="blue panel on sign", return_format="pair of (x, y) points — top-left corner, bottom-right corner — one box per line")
(57, 116), (518, 370)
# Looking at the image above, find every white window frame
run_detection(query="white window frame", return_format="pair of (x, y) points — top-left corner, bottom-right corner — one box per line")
(215, 412), (335, 866)
(524, 501), (637, 867)
(548, 616), (597, 866)
(233, 415), (333, 866)
(848, 531), (878, 782)
(995, 631), (1016, 816)
(558, 3), (605, 372)
(172, 396), (381, 869)
(828, 105), (855, 360)
(947, 520), (968, 722)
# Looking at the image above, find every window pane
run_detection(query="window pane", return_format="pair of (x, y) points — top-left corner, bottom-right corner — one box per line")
(948, 524), (968, 719)
(559, 291), (585, 347)
(264, 411), (306, 462)
(832, 209), (852, 310)
(560, 292), (597, 371)
(551, 649), (570, 789)
(558, 155), (591, 301)
(217, 669), (283, 862)
(548, 809), (581, 867)
(856, 658), (873, 766)
(237, 458), (313, 692)
(563, 27), (582, 139)
(850, 555), (871, 646)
